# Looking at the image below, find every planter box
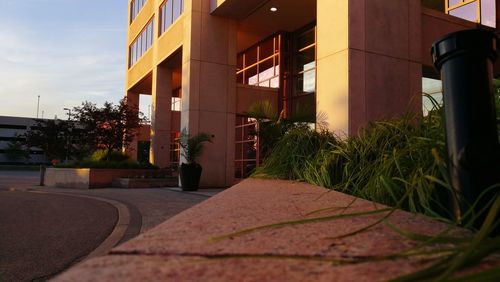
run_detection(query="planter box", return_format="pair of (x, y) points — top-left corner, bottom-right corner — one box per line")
(44, 168), (167, 189)
(112, 177), (178, 189)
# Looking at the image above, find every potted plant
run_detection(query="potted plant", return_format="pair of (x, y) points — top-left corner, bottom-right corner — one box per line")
(179, 128), (213, 191)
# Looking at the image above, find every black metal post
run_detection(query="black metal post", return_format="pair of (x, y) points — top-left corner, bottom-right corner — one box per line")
(432, 29), (500, 234)
(39, 165), (46, 186)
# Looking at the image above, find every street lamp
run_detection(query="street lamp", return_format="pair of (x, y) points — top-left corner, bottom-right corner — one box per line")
(63, 108), (71, 121)
(63, 107), (72, 162)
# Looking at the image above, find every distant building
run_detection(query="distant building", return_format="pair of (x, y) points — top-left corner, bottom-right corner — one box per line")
(125, 0), (500, 187)
(0, 116), (47, 164)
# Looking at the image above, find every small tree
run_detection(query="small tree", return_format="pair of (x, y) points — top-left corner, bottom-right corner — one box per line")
(4, 140), (29, 162)
(23, 119), (72, 161)
(72, 98), (146, 160)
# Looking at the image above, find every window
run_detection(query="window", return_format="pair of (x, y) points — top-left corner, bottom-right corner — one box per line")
(234, 116), (259, 179)
(422, 77), (443, 116)
(0, 124), (27, 129)
(129, 19), (154, 68)
(130, 0), (147, 23)
(171, 88), (182, 111)
(159, 0), (184, 36)
(293, 27), (316, 96)
(170, 131), (180, 167)
(236, 35), (281, 88)
(446, 0), (496, 27)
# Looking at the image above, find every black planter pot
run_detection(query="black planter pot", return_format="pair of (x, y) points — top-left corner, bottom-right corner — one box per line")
(179, 162), (202, 191)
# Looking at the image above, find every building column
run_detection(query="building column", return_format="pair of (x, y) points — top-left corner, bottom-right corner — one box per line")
(181, 0), (237, 187)
(125, 91), (140, 160)
(317, 0), (422, 136)
(150, 65), (172, 168)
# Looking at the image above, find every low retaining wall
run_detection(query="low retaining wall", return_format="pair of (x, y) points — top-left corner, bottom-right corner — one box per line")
(44, 168), (166, 189)
(54, 179), (496, 281)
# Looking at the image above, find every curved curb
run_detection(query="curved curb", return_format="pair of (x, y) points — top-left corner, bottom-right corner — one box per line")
(28, 191), (131, 260)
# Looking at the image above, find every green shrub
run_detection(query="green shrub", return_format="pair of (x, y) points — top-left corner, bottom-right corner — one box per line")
(255, 105), (450, 218)
(90, 149), (130, 162)
(253, 126), (338, 180)
(56, 160), (157, 169)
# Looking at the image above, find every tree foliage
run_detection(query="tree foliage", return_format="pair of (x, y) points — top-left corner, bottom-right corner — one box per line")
(72, 98), (145, 160)
(4, 139), (29, 162)
(23, 119), (72, 161)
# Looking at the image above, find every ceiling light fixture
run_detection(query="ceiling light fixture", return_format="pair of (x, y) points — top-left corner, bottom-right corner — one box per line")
(270, 7), (278, 12)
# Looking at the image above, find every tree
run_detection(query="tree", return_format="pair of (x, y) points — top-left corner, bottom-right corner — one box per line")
(72, 98), (146, 160)
(23, 119), (71, 161)
(4, 139), (29, 162)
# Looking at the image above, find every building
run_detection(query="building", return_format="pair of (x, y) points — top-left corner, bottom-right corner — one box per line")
(125, 0), (500, 187)
(0, 116), (46, 164)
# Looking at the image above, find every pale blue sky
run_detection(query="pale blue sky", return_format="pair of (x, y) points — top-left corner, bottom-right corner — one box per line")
(0, 0), (131, 119)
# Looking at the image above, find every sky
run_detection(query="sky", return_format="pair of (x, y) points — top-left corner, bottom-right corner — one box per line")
(0, 0), (131, 120)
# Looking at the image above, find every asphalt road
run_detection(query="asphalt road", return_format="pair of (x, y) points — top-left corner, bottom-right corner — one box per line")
(0, 170), (220, 281)
(0, 190), (117, 281)
(0, 170), (39, 190)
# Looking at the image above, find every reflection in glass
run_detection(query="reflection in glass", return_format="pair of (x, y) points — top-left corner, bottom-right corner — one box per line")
(446, 0), (496, 28)
(129, 19), (154, 67)
(449, 2), (478, 22)
(160, 0), (184, 36)
(422, 77), (443, 116)
(236, 35), (280, 89)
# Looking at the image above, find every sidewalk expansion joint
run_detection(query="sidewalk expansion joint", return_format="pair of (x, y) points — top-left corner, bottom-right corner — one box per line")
(108, 250), (386, 266)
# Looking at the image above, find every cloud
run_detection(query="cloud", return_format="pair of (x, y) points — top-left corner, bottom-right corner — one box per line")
(0, 1), (127, 119)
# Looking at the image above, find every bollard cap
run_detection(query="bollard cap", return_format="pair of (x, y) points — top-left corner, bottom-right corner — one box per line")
(431, 29), (499, 70)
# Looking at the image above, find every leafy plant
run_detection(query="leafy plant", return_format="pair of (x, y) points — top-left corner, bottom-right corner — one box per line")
(56, 160), (157, 169)
(90, 149), (130, 162)
(23, 119), (73, 161)
(4, 140), (29, 162)
(255, 95), (449, 219)
(72, 98), (146, 161)
(246, 100), (317, 160)
(179, 128), (213, 164)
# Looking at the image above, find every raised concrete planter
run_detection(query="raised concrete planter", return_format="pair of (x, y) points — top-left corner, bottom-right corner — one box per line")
(54, 179), (497, 281)
(44, 168), (164, 189)
(111, 177), (178, 188)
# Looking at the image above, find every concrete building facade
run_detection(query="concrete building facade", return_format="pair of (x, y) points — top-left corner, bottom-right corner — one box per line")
(125, 0), (499, 187)
(0, 116), (47, 164)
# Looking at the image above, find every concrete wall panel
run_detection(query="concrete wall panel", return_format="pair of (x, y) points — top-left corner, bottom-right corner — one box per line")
(364, 0), (409, 60)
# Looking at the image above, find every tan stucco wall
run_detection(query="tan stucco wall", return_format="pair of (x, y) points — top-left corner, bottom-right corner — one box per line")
(318, 0), (422, 136)
(180, 0), (237, 187)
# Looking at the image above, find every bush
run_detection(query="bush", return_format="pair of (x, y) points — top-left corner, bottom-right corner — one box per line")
(90, 149), (130, 162)
(255, 107), (450, 218)
(56, 160), (157, 169)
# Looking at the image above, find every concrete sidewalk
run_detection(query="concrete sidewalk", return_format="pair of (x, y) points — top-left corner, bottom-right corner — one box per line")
(54, 179), (499, 281)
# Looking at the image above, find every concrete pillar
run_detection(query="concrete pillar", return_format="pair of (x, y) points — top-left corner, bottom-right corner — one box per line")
(317, 0), (422, 136)
(125, 91), (140, 160)
(181, 0), (237, 187)
(150, 66), (172, 168)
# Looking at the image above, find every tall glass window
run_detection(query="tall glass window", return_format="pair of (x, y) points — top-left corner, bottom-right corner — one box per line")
(170, 131), (180, 167)
(130, 0), (147, 23)
(159, 0), (184, 36)
(129, 19), (154, 68)
(236, 35), (281, 88)
(446, 0), (496, 27)
(171, 88), (182, 111)
(234, 116), (259, 179)
(293, 27), (316, 95)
